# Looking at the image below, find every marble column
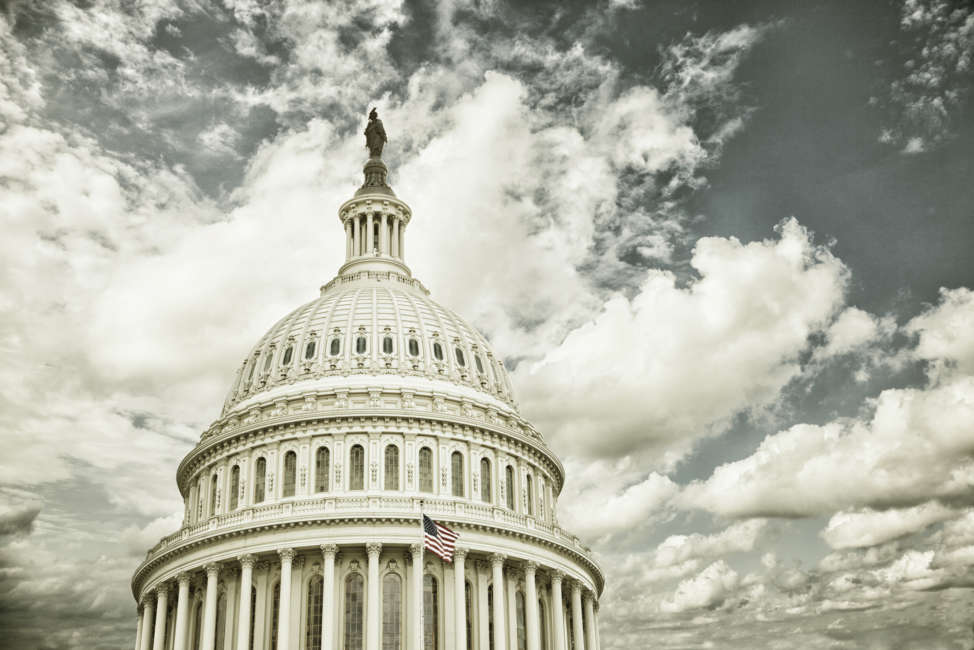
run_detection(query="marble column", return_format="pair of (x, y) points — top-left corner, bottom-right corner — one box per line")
(353, 216), (361, 257)
(399, 222), (405, 259)
(506, 573), (517, 650)
(593, 605), (601, 650)
(236, 555), (256, 650)
(135, 606), (144, 650)
(201, 564), (220, 650)
(173, 573), (191, 650)
(409, 543), (422, 650)
(454, 548), (468, 650)
(550, 572), (565, 650)
(571, 582), (584, 650)
(477, 562), (490, 650)
(380, 214), (389, 255)
(366, 213), (374, 254)
(322, 545), (338, 650)
(140, 594), (155, 650)
(153, 585), (169, 650)
(584, 593), (597, 650)
(490, 554), (507, 650)
(277, 549), (295, 650)
(525, 563), (539, 650)
(345, 220), (352, 259)
(391, 218), (400, 258)
(367, 543), (382, 650)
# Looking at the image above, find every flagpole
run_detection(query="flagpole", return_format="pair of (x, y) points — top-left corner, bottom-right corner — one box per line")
(418, 498), (425, 650)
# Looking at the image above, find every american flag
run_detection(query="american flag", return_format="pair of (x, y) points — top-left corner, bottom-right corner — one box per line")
(422, 514), (459, 562)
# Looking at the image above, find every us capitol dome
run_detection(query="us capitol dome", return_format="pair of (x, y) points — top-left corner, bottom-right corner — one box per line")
(131, 110), (604, 650)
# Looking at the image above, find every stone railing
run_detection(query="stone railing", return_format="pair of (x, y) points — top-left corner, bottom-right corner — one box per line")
(142, 495), (597, 575)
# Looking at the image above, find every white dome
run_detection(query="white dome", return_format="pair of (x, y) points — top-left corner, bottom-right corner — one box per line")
(223, 271), (517, 415)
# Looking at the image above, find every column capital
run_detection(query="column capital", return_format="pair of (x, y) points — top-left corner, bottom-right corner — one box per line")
(203, 562), (220, 578)
(524, 560), (538, 575)
(550, 569), (564, 585)
(320, 543), (339, 557)
(238, 554), (257, 570)
(366, 542), (382, 558)
(154, 582), (171, 598)
(570, 579), (583, 595)
(409, 543), (422, 558)
(583, 589), (597, 603)
(278, 547), (296, 563)
(490, 553), (506, 568)
(475, 560), (490, 574)
(454, 547), (469, 561)
(176, 571), (192, 587)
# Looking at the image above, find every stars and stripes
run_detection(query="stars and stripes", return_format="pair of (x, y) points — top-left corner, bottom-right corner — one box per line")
(422, 514), (459, 562)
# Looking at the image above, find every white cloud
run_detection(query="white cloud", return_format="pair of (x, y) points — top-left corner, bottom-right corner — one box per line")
(655, 519), (768, 567)
(659, 560), (740, 613)
(516, 218), (848, 464)
(814, 306), (892, 361)
(821, 503), (957, 549)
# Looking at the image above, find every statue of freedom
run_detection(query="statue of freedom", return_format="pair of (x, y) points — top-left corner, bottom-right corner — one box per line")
(364, 108), (387, 159)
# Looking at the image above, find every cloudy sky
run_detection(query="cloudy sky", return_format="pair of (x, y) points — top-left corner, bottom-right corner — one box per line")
(1, 0), (973, 647)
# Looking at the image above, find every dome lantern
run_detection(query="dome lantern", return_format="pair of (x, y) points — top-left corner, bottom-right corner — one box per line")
(338, 108), (412, 277)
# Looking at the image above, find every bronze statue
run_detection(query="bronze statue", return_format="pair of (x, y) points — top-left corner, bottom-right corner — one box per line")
(364, 107), (387, 158)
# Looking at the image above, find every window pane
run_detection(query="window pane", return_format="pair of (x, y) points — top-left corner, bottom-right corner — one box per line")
(382, 574), (401, 650)
(209, 474), (218, 517)
(384, 446), (399, 490)
(316, 447), (330, 493)
(506, 466), (515, 510)
(475, 355), (484, 374)
(350, 445), (365, 491)
(263, 353), (273, 371)
(455, 347), (465, 367)
(305, 341), (316, 360)
(408, 339), (419, 357)
(480, 458), (491, 503)
(356, 336), (367, 354)
(330, 338), (341, 356)
(423, 575), (438, 649)
(283, 451), (297, 497)
(526, 474), (534, 516)
(306, 576), (323, 650)
(383, 336), (393, 354)
(433, 342), (443, 361)
(345, 574), (364, 650)
(451, 452), (464, 497)
(282, 346), (293, 366)
(419, 448), (433, 493)
(229, 465), (239, 510)
(254, 458), (266, 503)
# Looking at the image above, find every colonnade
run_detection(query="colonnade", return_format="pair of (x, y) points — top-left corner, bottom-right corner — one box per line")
(345, 212), (406, 260)
(134, 544), (600, 650)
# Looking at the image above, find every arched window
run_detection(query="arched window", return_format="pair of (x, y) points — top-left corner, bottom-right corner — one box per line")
(330, 338), (341, 356)
(384, 445), (399, 490)
(451, 451), (464, 497)
(315, 447), (330, 493)
(282, 345), (293, 366)
(254, 457), (266, 503)
(209, 474), (218, 517)
(345, 574), (364, 650)
(355, 336), (367, 355)
(229, 465), (240, 510)
(215, 593), (227, 650)
(248, 587), (257, 650)
(505, 465), (515, 510)
(475, 355), (484, 374)
(539, 600), (548, 650)
(516, 591), (526, 650)
(418, 447), (433, 493)
(382, 336), (393, 354)
(433, 342), (444, 361)
(192, 601), (203, 650)
(480, 458), (491, 503)
(526, 474), (534, 516)
(455, 347), (466, 367)
(305, 340), (317, 360)
(382, 573), (401, 650)
(283, 451), (297, 497)
(408, 338), (420, 357)
(350, 445), (365, 490)
(465, 581), (474, 650)
(423, 575), (438, 649)
(270, 582), (280, 649)
(306, 575), (323, 650)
